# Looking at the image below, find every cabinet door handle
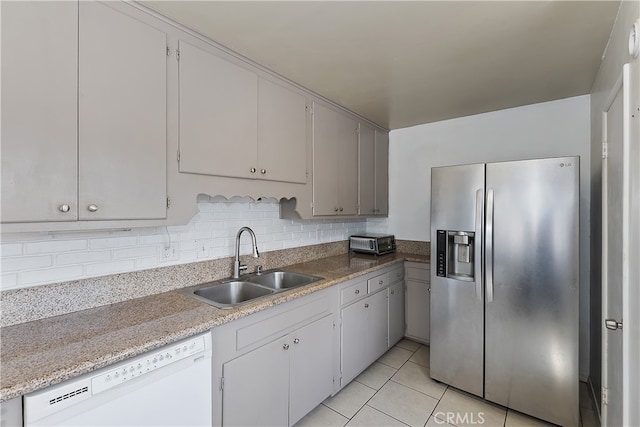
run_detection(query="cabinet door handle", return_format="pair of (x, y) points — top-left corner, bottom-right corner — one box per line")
(250, 168), (256, 173)
(391, 290), (395, 295)
(334, 207), (339, 212)
(293, 338), (300, 344)
(87, 204), (99, 212)
(364, 303), (369, 308)
(339, 207), (344, 212)
(58, 204), (71, 213)
(355, 289), (360, 294)
(379, 280), (384, 285)
(283, 344), (290, 350)
(260, 169), (266, 174)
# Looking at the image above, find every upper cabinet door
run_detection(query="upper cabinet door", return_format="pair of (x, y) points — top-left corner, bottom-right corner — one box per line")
(79, 2), (167, 220)
(258, 78), (307, 184)
(1, 1), (78, 223)
(312, 102), (339, 216)
(374, 130), (389, 216)
(178, 40), (258, 180)
(337, 114), (358, 216)
(358, 123), (376, 216)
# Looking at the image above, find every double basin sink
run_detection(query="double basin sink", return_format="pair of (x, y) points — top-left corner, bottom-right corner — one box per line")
(180, 270), (324, 309)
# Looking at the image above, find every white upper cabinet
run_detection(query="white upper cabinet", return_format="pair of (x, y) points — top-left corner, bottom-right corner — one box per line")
(337, 114), (359, 215)
(258, 78), (308, 184)
(178, 40), (258, 180)
(312, 102), (339, 216)
(358, 123), (376, 216)
(358, 125), (389, 217)
(1, 1), (168, 226)
(312, 102), (358, 216)
(374, 130), (389, 216)
(79, 2), (167, 220)
(1, 1), (78, 223)
(178, 43), (308, 184)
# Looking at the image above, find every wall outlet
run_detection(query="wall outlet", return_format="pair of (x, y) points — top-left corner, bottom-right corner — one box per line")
(161, 242), (180, 262)
(195, 239), (210, 259)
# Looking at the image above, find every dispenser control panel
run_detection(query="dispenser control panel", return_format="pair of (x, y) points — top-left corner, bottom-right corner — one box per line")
(436, 230), (447, 277)
(436, 229), (475, 281)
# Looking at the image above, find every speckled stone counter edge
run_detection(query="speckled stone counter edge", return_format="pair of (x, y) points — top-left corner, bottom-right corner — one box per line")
(0, 240), (429, 327)
(1, 250), (428, 402)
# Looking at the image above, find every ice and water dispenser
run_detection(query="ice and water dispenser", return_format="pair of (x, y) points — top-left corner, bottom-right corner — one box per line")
(436, 230), (476, 281)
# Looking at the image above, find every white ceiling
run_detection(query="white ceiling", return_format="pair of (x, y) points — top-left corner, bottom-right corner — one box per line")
(142, 1), (620, 130)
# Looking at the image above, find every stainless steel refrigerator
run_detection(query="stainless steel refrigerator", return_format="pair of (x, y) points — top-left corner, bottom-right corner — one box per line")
(430, 157), (579, 427)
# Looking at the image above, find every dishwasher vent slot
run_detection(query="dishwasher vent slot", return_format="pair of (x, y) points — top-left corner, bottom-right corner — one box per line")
(49, 386), (88, 406)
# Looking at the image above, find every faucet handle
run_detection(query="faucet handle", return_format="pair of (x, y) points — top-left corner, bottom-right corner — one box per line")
(255, 265), (263, 275)
(239, 264), (248, 273)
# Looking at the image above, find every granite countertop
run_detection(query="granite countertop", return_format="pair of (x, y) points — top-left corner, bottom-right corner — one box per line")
(0, 252), (428, 402)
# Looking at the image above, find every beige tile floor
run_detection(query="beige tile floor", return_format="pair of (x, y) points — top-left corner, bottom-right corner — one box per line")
(295, 339), (599, 427)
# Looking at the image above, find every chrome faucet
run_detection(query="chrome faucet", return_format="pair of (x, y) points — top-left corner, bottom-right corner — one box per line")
(233, 227), (260, 279)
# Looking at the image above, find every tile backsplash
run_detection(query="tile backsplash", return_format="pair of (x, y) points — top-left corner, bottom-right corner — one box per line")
(1, 198), (367, 291)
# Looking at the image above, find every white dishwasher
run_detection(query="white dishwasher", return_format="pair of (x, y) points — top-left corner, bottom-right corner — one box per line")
(24, 332), (212, 427)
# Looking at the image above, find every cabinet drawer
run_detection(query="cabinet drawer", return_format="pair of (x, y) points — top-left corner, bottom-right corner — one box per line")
(236, 295), (331, 350)
(406, 265), (430, 282)
(367, 272), (389, 293)
(341, 281), (367, 306)
(389, 267), (404, 284)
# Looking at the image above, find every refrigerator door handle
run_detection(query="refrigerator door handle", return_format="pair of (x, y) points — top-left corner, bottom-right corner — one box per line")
(485, 189), (494, 302)
(475, 189), (484, 301)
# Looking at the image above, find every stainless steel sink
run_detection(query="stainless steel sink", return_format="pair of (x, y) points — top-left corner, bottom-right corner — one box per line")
(180, 270), (324, 309)
(188, 281), (274, 308)
(246, 271), (323, 290)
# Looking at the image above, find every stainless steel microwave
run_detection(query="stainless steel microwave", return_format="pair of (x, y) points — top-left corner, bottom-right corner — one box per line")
(349, 234), (396, 255)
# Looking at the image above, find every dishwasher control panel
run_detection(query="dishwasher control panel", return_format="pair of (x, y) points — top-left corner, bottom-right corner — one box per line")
(92, 335), (206, 394)
(24, 333), (210, 425)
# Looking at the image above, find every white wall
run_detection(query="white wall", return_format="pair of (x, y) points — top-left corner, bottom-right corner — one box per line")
(370, 95), (592, 379)
(0, 197), (366, 291)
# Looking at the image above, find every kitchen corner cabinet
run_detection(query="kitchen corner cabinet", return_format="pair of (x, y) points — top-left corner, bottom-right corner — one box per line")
(312, 102), (358, 216)
(1, 1), (167, 224)
(405, 262), (431, 344)
(178, 41), (307, 184)
(357, 124), (389, 216)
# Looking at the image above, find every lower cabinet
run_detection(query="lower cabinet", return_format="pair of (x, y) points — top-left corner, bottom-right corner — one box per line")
(289, 315), (335, 424)
(388, 281), (405, 347)
(339, 264), (405, 387)
(222, 336), (289, 427)
(214, 263), (416, 425)
(222, 314), (334, 426)
(213, 288), (338, 427)
(405, 262), (431, 343)
(341, 289), (388, 386)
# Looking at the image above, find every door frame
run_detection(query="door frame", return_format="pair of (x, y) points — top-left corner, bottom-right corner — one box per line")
(601, 61), (640, 427)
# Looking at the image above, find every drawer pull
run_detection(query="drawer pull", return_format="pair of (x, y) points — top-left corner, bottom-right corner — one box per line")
(355, 289), (360, 294)
(364, 303), (369, 308)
